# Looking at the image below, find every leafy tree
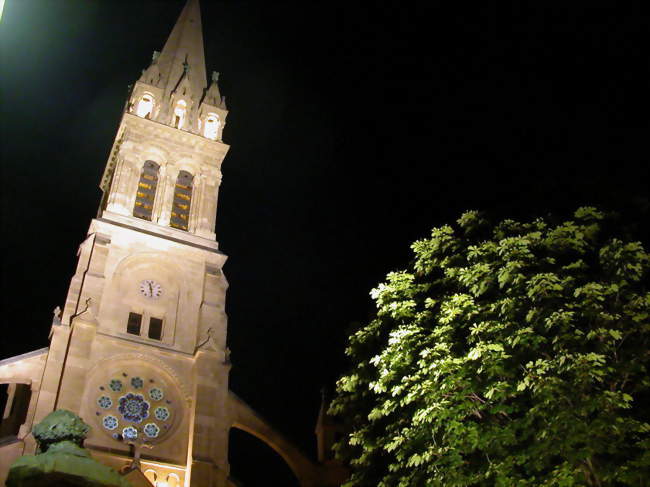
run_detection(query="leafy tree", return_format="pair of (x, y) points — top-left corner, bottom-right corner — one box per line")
(331, 208), (650, 486)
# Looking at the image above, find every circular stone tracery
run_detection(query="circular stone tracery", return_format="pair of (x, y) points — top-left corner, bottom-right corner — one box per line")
(97, 396), (112, 409)
(93, 370), (177, 444)
(123, 426), (138, 440)
(118, 393), (150, 423)
(154, 406), (170, 421)
(149, 387), (164, 401)
(143, 423), (160, 438)
(102, 415), (118, 430)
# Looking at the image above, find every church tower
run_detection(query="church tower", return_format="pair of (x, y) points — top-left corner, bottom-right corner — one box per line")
(0, 1), (346, 485)
(29, 0), (233, 484)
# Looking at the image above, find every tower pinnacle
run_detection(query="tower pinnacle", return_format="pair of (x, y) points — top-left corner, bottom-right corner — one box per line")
(156, 0), (207, 99)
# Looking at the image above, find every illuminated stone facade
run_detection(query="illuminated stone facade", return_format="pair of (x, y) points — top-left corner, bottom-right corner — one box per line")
(0, 1), (344, 485)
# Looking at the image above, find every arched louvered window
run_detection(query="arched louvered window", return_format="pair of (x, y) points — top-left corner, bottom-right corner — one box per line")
(170, 170), (193, 231)
(133, 160), (160, 221)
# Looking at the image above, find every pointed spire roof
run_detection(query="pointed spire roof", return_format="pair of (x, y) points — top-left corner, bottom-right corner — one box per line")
(156, 0), (207, 99)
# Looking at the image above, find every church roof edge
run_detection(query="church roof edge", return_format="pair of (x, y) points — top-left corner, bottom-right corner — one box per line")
(0, 347), (49, 367)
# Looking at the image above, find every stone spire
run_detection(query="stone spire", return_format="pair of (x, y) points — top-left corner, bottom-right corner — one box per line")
(156, 0), (207, 100)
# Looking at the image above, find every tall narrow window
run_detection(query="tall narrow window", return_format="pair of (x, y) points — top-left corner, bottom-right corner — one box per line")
(170, 170), (193, 231)
(203, 114), (220, 140)
(0, 383), (31, 438)
(135, 94), (154, 119)
(127, 312), (142, 335)
(148, 317), (163, 340)
(173, 99), (187, 129)
(133, 160), (160, 221)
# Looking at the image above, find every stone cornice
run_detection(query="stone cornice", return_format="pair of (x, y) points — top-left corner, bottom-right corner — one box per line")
(122, 113), (229, 165)
(0, 348), (49, 367)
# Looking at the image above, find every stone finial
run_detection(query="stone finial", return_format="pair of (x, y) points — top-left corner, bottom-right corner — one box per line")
(152, 50), (160, 62)
(225, 347), (232, 364)
(212, 71), (220, 83)
(52, 306), (62, 325)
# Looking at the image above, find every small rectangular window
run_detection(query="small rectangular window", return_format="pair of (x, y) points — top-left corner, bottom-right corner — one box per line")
(127, 312), (142, 335)
(148, 317), (163, 340)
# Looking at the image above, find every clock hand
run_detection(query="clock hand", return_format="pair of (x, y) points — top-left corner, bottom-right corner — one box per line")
(149, 282), (153, 295)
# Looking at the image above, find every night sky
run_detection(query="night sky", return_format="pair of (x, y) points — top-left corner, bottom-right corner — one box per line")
(1, 1), (648, 485)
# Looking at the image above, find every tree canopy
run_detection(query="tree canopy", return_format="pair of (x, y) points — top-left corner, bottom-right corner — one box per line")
(331, 208), (650, 486)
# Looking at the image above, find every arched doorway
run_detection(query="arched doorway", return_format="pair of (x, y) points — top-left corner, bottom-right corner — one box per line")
(229, 427), (299, 486)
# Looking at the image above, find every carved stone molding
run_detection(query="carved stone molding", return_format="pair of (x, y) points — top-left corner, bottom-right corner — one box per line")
(85, 352), (192, 402)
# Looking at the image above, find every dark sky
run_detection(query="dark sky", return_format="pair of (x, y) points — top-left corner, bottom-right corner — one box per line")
(1, 1), (648, 485)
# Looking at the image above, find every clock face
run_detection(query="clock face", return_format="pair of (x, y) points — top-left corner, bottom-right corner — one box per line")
(139, 279), (162, 299)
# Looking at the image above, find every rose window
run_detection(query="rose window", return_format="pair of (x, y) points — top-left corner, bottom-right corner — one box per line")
(94, 372), (176, 444)
(118, 393), (150, 423)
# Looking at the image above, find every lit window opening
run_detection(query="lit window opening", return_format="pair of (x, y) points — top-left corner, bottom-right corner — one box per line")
(135, 94), (154, 119)
(173, 99), (187, 129)
(133, 160), (160, 221)
(203, 113), (220, 140)
(170, 170), (193, 231)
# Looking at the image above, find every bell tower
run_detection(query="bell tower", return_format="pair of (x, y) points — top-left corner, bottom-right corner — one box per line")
(28, 0), (234, 484)
(0, 1), (348, 485)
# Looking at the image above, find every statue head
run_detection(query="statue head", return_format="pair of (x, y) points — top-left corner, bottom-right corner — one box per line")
(32, 409), (90, 452)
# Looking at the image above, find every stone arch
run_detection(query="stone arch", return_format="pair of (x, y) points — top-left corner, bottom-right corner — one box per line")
(227, 392), (323, 487)
(110, 251), (186, 291)
(138, 144), (169, 169)
(228, 427), (299, 485)
(173, 153), (201, 177)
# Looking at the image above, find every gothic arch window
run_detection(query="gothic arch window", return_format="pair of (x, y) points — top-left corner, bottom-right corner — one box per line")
(135, 94), (154, 119)
(170, 170), (193, 231)
(133, 160), (160, 221)
(203, 113), (220, 140)
(173, 99), (187, 129)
